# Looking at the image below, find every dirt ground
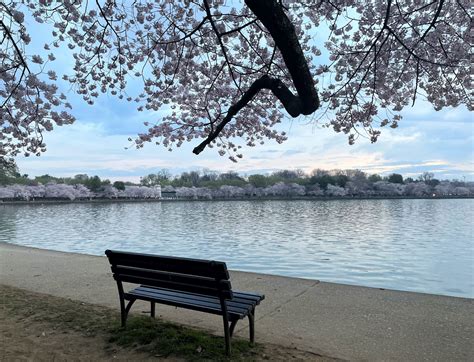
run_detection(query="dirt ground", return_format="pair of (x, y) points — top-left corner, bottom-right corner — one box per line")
(0, 285), (337, 361)
(1, 312), (157, 361)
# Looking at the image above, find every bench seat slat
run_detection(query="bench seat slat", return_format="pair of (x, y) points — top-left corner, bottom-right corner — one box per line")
(124, 291), (231, 317)
(131, 286), (252, 312)
(126, 288), (251, 319)
(229, 291), (265, 304)
(136, 286), (260, 310)
(129, 287), (249, 313)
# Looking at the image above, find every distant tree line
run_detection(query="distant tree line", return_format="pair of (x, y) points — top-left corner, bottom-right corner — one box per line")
(1, 158), (472, 201)
(1, 162), (125, 191)
(155, 169), (472, 199)
(139, 168), (453, 190)
(0, 159), (160, 201)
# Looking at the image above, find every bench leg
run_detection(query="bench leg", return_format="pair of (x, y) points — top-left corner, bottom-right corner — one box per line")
(222, 311), (231, 356)
(121, 298), (136, 327)
(150, 302), (155, 318)
(248, 309), (255, 344)
(118, 296), (126, 327)
(223, 314), (231, 356)
(219, 298), (232, 356)
(229, 319), (239, 337)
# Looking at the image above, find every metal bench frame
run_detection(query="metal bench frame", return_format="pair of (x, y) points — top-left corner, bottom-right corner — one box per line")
(105, 250), (264, 355)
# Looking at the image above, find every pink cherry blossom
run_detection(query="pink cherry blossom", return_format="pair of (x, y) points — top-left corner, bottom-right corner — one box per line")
(1, 0), (470, 160)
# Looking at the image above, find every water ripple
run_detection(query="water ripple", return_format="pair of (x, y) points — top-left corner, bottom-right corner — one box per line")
(0, 199), (472, 298)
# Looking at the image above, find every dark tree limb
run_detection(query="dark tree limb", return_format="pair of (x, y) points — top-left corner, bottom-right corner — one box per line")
(418, 0), (444, 43)
(193, 0), (320, 154)
(193, 75), (306, 154)
(0, 19), (29, 72)
(244, 0), (319, 115)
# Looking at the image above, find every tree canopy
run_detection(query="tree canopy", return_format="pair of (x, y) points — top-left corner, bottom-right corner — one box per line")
(0, 157), (19, 183)
(1, 167), (473, 200)
(1, 0), (470, 160)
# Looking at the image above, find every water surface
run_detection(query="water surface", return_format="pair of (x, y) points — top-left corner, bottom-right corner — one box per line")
(1, 199), (472, 298)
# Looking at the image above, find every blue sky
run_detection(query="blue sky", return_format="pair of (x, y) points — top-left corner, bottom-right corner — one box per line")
(13, 11), (474, 182)
(15, 98), (473, 182)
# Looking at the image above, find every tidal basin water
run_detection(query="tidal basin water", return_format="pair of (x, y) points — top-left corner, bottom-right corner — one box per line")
(1, 199), (472, 298)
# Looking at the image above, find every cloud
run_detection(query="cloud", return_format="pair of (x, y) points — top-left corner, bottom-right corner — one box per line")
(282, 149), (305, 156)
(15, 105), (473, 182)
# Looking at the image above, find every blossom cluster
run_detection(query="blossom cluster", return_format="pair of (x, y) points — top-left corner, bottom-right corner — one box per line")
(1, 0), (470, 159)
(1, 180), (472, 201)
(164, 180), (473, 199)
(0, 183), (161, 201)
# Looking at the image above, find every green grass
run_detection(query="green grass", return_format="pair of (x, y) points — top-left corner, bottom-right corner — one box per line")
(109, 316), (259, 360)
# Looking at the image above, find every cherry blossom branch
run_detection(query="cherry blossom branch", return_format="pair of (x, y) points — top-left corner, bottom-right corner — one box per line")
(193, 74), (308, 154)
(245, 0), (319, 115)
(0, 19), (29, 72)
(221, 19), (257, 37)
(202, 0), (241, 93)
(418, 0), (444, 44)
(193, 0), (320, 154)
(1, 0), (470, 158)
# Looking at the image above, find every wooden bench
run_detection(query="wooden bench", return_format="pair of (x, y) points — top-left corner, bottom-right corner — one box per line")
(105, 250), (265, 355)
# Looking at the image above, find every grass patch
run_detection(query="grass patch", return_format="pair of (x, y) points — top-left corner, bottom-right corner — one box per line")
(0, 284), (259, 360)
(109, 316), (259, 360)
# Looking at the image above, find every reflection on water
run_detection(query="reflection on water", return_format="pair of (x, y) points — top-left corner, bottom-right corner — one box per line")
(1, 199), (473, 298)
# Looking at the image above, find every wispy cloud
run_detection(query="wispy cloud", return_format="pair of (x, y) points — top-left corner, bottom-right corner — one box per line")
(16, 101), (473, 182)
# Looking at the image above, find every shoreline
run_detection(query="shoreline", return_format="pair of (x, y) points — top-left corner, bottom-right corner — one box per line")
(1, 243), (473, 361)
(1, 194), (473, 205)
(2, 241), (472, 300)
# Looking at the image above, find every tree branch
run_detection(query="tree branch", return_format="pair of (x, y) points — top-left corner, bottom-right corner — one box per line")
(418, 0), (444, 44)
(193, 74), (304, 154)
(194, 0), (320, 154)
(245, 0), (319, 115)
(0, 19), (30, 73)
(203, 0), (241, 92)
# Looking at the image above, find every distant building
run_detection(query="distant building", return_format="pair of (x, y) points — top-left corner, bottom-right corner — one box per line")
(161, 189), (177, 199)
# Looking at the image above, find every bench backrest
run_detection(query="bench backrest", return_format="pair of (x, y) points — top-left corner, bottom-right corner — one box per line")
(105, 250), (233, 299)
